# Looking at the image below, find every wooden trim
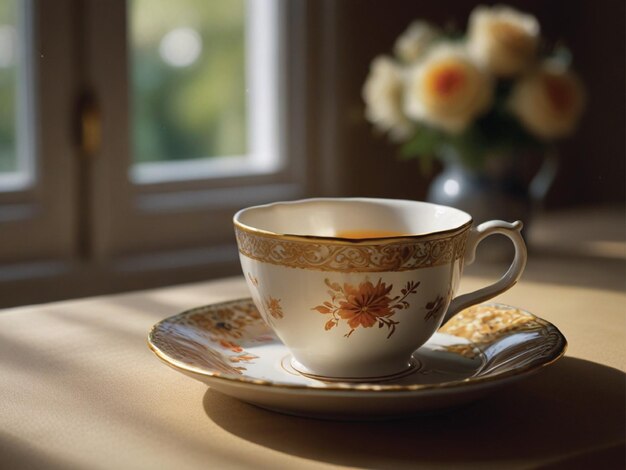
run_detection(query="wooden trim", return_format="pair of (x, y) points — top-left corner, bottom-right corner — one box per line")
(0, 1), (326, 306)
(82, 0), (309, 257)
(0, 245), (242, 309)
(0, 0), (78, 262)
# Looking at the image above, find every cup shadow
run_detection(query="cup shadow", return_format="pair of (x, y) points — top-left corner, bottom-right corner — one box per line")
(203, 357), (625, 468)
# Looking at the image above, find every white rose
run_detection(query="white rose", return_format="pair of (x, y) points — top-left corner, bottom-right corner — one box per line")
(362, 56), (414, 141)
(468, 5), (540, 77)
(404, 43), (493, 134)
(509, 60), (585, 139)
(393, 21), (440, 63)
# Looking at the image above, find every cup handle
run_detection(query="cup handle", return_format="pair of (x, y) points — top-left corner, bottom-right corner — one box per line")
(443, 220), (527, 324)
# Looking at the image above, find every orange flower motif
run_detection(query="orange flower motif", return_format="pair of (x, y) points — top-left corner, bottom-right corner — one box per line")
(185, 302), (270, 371)
(337, 280), (394, 329)
(229, 354), (259, 364)
(265, 297), (284, 319)
(219, 339), (243, 353)
(190, 308), (246, 340)
(313, 278), (420, 338)
(424, 294), (447, 322)
(247, 272), (285, 324)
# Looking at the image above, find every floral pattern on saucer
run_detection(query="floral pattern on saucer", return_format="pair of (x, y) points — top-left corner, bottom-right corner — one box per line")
(150, 299), (565, 384)
(439, 304), (564, 366)
(149, 300), (274, 375)
(149, 299), (566, 418)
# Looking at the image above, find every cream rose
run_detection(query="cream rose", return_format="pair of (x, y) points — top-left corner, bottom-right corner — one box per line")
(468, 5), (540, 77)
(393, 21), (440, 63)
(509, 60), (585, 139)
(404, 44), (493, 134)
(362, 56), (413, 141)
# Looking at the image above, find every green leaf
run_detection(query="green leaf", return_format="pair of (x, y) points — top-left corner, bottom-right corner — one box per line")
(446, 125), (488, 169)
(399, 127), (443, 159)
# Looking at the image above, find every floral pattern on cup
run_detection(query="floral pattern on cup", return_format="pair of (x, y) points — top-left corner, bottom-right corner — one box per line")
(424, 293), (448, 322)
(264, 297), (284, 320)
(312, 278), (420, 338)
(248, 273), (284, 323)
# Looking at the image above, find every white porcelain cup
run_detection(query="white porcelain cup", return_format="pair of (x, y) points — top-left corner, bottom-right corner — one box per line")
(234, 198), (527, 380)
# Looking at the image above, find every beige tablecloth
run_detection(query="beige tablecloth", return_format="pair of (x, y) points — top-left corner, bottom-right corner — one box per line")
(1, 211), (625, 469)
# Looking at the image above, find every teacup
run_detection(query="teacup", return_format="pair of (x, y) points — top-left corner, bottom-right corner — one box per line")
(233, 198), (526, 380)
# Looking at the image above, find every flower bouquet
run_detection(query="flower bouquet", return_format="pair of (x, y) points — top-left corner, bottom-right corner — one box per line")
(362, 5), (585, 174)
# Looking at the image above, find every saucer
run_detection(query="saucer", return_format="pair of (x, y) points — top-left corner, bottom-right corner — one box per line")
(148, 299), (566, 419)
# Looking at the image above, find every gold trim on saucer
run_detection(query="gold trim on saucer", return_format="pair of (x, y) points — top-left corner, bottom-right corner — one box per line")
(148, 298), (568, 394)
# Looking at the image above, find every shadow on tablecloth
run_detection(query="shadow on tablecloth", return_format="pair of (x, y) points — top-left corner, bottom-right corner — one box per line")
(204, 357), (625, 468)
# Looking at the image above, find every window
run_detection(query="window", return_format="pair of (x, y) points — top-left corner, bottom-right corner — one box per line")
(0, 0), (76, 266)
(128, 0), (281, 183)
(0, 0), (311, 307)
(0, 0), (35, 191)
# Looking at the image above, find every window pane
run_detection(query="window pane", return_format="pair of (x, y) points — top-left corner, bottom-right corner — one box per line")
(0, 7), (16, 173)
(129, 0), (247, 166)
(0, 0), (33, 191)
(129, 0), (281, 184)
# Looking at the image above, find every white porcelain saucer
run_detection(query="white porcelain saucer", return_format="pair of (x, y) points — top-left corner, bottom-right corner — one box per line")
(148, 299), (566, 419)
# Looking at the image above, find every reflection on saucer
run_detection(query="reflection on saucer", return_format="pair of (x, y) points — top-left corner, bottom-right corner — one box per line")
(285, 355), (422, 383)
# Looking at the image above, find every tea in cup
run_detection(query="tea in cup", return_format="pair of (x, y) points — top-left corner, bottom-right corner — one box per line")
(234, 198), (526, 380)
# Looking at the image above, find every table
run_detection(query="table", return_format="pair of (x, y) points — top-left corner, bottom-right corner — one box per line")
(1, 207), (625, 469)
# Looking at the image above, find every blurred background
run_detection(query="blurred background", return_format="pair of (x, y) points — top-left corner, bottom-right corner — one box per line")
(0, 0), (624, 307)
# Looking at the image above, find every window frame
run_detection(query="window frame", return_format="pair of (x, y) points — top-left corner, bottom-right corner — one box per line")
(82, 0), (308, 260)
(0, 0), (78, 263)
(129, 0), (284, 185)
(0, 0), (323, 307)
(0, 0), (36, 192)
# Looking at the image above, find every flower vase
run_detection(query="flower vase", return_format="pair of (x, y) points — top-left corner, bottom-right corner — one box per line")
(426, 150), (557, 258)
